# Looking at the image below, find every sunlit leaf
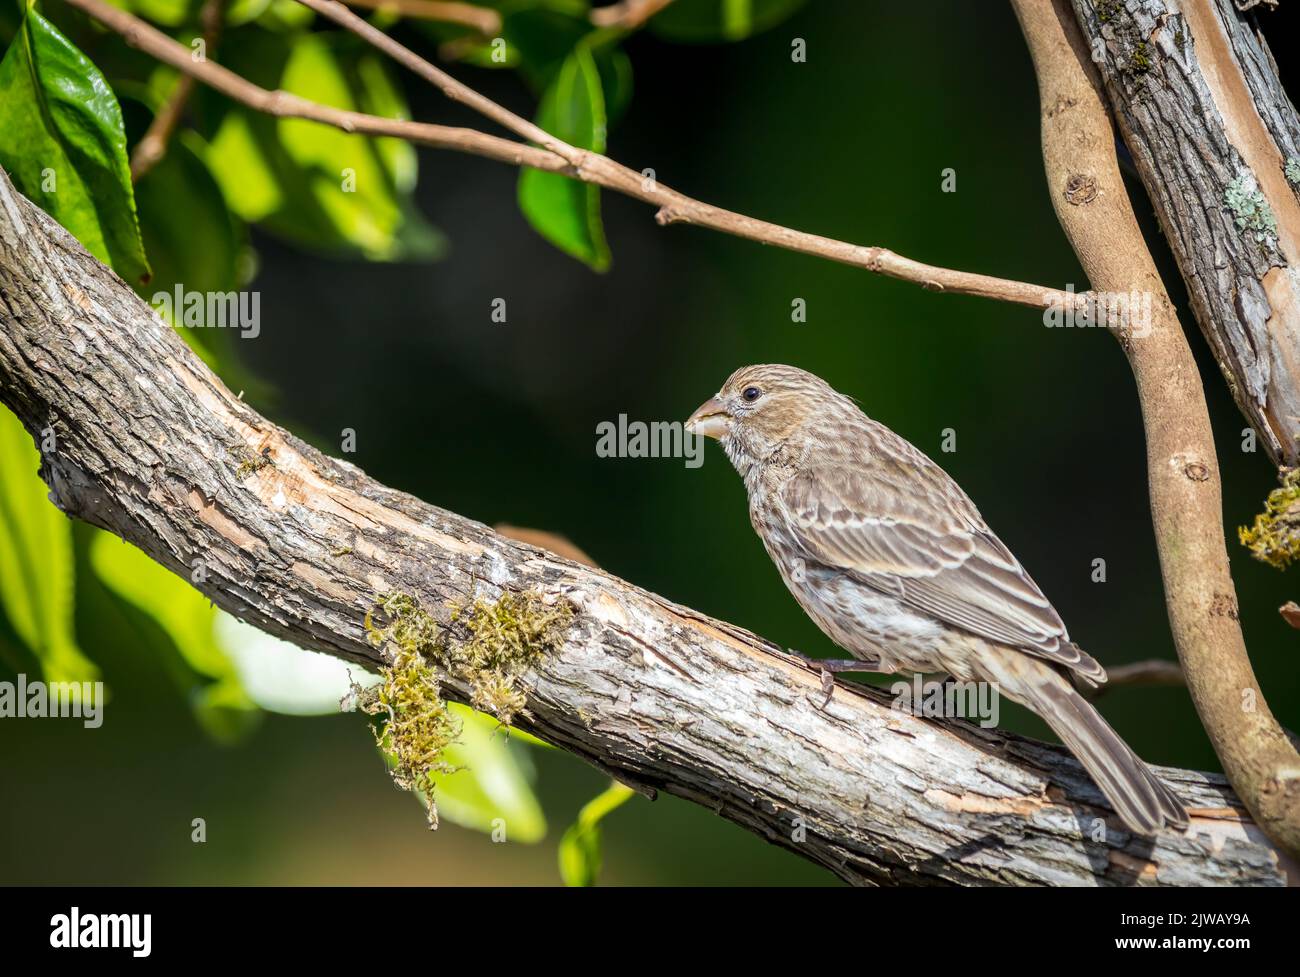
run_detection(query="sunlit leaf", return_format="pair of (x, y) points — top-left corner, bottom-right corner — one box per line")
(0, 408), (97, 684)
(413, 706), (548, 842)
(214, 612), (378, 716)
(0, 3), (150, 282)
(558, 780), (634, 885)
(518, 44), (610, 270)
(126, 0), (197, 28)
(109, 0), (276, 35)
(204, 30), (442, 261)
(255, 0), (315, 31)
(89, 532), (259, 741)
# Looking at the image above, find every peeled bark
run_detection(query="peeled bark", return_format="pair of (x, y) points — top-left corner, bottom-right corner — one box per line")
(1072, 0), (1300, 467)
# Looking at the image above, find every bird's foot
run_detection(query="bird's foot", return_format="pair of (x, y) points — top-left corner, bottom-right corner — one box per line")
(786, 650), (878, 709)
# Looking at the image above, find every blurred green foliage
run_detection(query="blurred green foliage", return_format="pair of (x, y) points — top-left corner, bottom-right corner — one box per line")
(0, 411), (96, 684)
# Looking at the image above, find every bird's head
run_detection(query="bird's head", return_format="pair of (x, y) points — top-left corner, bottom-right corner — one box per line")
(685, 364), (832, 468)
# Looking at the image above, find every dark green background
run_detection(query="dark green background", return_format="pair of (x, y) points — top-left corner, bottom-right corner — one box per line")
(2, 0), (1297, 884)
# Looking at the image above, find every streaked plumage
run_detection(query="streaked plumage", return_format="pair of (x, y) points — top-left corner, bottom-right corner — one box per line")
(686, 364), (1187, 836)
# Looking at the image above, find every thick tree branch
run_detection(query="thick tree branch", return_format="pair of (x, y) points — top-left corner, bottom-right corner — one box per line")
(0, 169), (1292, 886)
(1071, 0), (1300, 468)
(1013, 0), (1300, 858)
(63, 0), (1086, 313)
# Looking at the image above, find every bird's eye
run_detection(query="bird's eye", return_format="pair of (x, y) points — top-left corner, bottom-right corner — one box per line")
(742, 386), (762, 403)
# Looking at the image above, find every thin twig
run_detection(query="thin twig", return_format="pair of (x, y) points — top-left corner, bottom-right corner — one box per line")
(342, 0), (501, 34)
(66, 0), (565, 173)
(293, 0), (1081, 309)
(590, 0), (675, 29)
(69, 0), (1084, 312)
(129, 0), (227, 181)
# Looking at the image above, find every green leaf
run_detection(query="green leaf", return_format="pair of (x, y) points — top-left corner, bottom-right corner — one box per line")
(129, 126), (268, 389)
(0, 4), (150, 282)
(558, 780), (634, 885)
(204, 30), (442, 261)
(0, 408), (97, 684)
(89, 531), (258, 741)
(518, 45), (610, 270)
(651, 0), (808, 42)
(501, 4), (592, 92)
(213, 612), (375, 716)
(127, 0), (197, 27)
(126, 0), (270, 28)
(133, 129), (242, 309)
(593, 44), (633, 124)
(414, 706), (548, 842)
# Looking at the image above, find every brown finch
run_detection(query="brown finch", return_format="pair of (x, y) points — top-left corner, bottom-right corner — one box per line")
(686, 364), (1187, 836)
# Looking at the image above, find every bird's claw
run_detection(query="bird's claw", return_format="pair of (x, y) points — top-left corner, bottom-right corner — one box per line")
(817, 669), (834, 710)
(786, 648), (839, 709)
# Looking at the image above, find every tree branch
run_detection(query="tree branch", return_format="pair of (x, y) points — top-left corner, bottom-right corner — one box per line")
(0, 169), (1290, 885)
(1012, 0), (1300, 859)
(63, 0), (1085, 313)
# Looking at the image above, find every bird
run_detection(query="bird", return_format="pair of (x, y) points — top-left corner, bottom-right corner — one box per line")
(685, 363), (1188, 836)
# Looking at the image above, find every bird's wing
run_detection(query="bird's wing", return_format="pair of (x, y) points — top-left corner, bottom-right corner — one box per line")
(775, 459), (1105, 682)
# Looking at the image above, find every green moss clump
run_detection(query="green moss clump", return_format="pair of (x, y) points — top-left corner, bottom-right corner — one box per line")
(1096, 0), (1120, 24)
(361, 592), (460, 828)
(1239, 468), (1300, 570)
(358, 588), (574, 826)
(231, 444), (273, 479)
(449, 591), (575, 724)
(1130, 41), (1151, 73)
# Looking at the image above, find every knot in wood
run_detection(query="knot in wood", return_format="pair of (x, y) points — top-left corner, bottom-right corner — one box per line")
(1064, 174), (1098, 206)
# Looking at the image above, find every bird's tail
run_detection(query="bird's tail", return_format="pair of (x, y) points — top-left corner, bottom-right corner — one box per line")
(985, 651), (1188, 836)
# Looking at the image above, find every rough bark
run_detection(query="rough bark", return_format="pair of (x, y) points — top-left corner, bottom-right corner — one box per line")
(1015, 0), (1300, 862)
(1071, 0), (1300, 467)
(0, 170), (1291, 886)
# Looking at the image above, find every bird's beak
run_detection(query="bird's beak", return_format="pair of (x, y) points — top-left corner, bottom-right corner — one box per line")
(685, 396), (730, 440)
